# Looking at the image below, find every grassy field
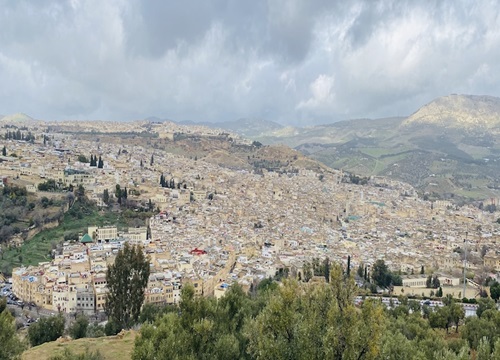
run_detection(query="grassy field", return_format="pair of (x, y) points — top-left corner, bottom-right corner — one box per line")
(0, 200), (142, 275)
(358, 147), (396, 158)
(22, 331), (136, 360)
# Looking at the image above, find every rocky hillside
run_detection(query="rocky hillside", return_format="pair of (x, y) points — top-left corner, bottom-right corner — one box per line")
(236, 95), (500, 203)
(403, 94), (500, 131)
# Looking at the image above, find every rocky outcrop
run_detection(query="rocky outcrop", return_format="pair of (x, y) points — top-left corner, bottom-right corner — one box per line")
(402, 94), (500, 130)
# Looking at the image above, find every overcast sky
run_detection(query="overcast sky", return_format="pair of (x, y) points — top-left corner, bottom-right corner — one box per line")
(1, 0), (500, 125)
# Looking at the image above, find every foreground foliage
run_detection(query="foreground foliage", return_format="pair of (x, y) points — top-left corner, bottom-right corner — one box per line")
(28, 314), (65, 347)
(49, 348), (104, 360)
(134, 264), (500, 360)
(105, 243), (150, 332)
(0, 298), (24, 360)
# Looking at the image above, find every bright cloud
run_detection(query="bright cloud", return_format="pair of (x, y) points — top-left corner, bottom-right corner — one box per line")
(0, 0), (500, 125)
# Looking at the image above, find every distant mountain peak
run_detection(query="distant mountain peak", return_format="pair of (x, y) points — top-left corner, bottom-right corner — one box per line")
(0, 112), (34, 122)
(403, 94), (500, 129)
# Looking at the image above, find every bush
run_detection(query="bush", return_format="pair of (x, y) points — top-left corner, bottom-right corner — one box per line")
(77, 155), (89, 163)
(50, 348), (104, 360)
(0, 298), (6, 313)
(86, 323), (106, 338)
(69, 314), (89, 339)
(0, 307), (25, 359)
(28, 314), (65, 346)
(104, 319), (121, 336)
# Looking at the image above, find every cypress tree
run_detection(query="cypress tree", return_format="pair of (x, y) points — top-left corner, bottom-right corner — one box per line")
(105, 243), (150, 331)
(347, 255), (351, 276)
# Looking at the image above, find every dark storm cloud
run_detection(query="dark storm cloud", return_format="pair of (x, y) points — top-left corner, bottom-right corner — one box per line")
(1, 0), (500, 125)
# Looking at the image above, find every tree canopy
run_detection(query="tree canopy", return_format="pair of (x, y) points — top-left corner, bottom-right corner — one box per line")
(132, 265), (500, 360)
(105, 243), (150, 331)
(0, 299), (24, 360)
(27, 314), (65, 347)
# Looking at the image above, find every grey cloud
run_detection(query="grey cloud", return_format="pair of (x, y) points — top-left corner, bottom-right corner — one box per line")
(1, 0), (500, 125)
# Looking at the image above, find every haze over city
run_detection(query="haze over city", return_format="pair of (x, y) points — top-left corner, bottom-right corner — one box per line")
(2, 0), (500, 125)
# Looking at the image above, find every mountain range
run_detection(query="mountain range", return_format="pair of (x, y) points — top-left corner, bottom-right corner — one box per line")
(3, 95), (499, 203)
(208, 94), (500, 203)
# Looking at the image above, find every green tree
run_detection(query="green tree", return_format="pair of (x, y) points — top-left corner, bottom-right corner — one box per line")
(490, 280), (500, 302)
(115, 185), (122, 204)
(28, 314), (65, 346)
(429, 306), (450, 333)
(139, 303), (166, 324)
(477, 337), (491, 360)
(357, 263), (364, 278)
(492, 338), (500, 359)
(69, 314), (89, 339)
(462, 316), (494, 350)
(77, 154), (89, 163)
(390, 274), (403, 286)
(449, 302), (465, 333)
(477, 298), (496, 318)
(246, 265), (385, 360)
(0, 305), (24, 360)
(0, 298), (5, 314)
(379, 331), (425, 360)
(346, 255), (351, 277)
(420, 265), (425, 274)
(323, 257), (330, 282)
(246, 280), (303, 360)
(76, 184), (85, 198)
(105, 243), (150, 331)
(432, 275), (440, 289)
(134, 284), (250, 360)
(103, 189), (110, 205)
(372, 259), (390, 287)
(1, 146), (6, 156)
(302, 262), (313, 282)
(85, 323), (106, 338)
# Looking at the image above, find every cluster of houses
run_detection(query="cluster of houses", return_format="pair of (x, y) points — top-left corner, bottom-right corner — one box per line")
(3, 119), (500, 313)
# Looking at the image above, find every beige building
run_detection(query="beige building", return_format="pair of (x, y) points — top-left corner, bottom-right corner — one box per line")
(125, 227), (148, 243)
(52, 285), (77, 313)
(88, 226), (118, 242)
(402, 274), (460, 288)
(63, 170), (95, 186)
(192, 190), (207, 201)
(484, 251), (500, 271)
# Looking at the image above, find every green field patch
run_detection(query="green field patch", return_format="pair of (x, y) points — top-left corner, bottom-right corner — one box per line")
(0, 200), (148, 275)
(22, 331), (137, 360)
(358, 147), (397, 158)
